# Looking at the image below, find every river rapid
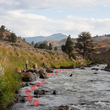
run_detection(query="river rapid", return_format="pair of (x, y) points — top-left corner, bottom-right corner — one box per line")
(11, 64), (110, 110)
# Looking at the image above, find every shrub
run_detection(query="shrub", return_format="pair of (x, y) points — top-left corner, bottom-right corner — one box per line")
(7, 33), (17, 43)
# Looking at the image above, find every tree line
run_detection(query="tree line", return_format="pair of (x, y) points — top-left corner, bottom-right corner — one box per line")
(32, 31), (95, 60)
(32, 41), (58, 51)
(61, 31), (95, 60)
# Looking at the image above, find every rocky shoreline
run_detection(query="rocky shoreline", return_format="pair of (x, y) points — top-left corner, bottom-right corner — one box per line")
(12, 63), (76, 110)
(11, 63), (110, 110)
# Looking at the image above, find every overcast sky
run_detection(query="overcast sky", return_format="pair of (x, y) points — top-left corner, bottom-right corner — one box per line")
(0, 0), (110, 38)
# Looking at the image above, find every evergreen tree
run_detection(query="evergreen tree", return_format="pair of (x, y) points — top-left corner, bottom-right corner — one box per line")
(23, 38), (25, 41)
(0, 25), (5, 32)
(49, 43), (53, 50)
(38, 43), (49, 50)
(7, 33), (17, 43)
(31, 41), (34, 45)
(61, 35), (74, 59)
(34, 43), (38, 48)
(54, 46), (58, 51)
(75, 31), (94, 58)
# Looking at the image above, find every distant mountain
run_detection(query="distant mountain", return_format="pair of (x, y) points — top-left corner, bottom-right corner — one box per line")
(22, 33), (68, 43)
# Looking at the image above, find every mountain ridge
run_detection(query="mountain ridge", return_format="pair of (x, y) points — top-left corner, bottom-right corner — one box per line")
(22, 33), (68, 43)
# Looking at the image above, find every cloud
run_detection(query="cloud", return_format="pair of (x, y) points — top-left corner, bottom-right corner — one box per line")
(0, 0), (110, 11)
(0, 0), (110, 38)
(0, 10), (110, 38)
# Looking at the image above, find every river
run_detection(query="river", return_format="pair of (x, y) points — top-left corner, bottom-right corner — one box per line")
(11, 64), (110, 110)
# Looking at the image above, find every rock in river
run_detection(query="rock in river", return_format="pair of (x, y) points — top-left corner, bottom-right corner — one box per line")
(39, 69), (49, 79)
(22, 72), (37, 82)
(58, 105), (72, 110)
(34, 90), (47, 95)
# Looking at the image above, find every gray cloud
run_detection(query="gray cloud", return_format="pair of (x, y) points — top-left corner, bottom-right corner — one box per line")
(0, 11), (110, 37)
(0, 0), (110, 38)
(0, 0), (110, 11)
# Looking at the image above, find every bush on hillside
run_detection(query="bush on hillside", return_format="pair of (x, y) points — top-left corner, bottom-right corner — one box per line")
(7, 33), (17, 43)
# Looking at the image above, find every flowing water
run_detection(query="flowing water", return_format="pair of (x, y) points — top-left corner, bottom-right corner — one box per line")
(11, 64), (110, 110)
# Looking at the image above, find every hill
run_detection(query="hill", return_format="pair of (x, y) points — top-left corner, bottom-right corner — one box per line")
(92, 36), (110, 42)
(35, 35), (110, 49)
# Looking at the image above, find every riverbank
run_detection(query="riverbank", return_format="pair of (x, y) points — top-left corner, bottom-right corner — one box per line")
(11, 64), (110, 110)
(0, 46), (87, 110)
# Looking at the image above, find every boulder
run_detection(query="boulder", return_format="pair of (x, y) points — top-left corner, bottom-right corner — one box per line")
(70, 74), (75, 77)
(52, 66), (59, 69)
(32, 63), (38, 69)
(60, 65), (74, 69)
(104, 63), (110, 72)
(42, 62), (48, 68)
(25, 82), (30, 86)
(14, 95), (26, 103)
(80, 67), (85, 69)
(91, 68), (99, 71)
(22, 72), (37, 82)
(39, 69), (49, 79)
(46, 68), (53, 73)
(34, 94), (41, 98)
(53, 90), (58, 95)
(58, 105), (72, 110)
(94, 72), (98, 74)
(34, 90), (47, 95)
(17, 68), (22, 73)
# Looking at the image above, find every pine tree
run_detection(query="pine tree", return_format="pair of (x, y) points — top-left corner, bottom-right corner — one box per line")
(34, 43), (38, 48)
(38, 43), (49, 50)
(0, 25), (5, 32)
(75, 31), (95, 58)
(61, 35), (74, 59)
(49, 43), (53, 50)
(7, 33), (17, 43)
(31, 41), (34, 45)
(54, 46), (58, 51)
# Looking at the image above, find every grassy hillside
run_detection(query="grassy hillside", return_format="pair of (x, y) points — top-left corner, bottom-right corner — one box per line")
(0, 46), (86, 109)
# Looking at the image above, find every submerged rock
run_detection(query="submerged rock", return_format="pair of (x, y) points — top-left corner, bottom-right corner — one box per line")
(34, 90), (47, 95)
(80, 67), (85, 69)
(53, 90), (58, 95)
(94, 72), (98, 74)
(104, 63), (110, 72)
(91, 68), (99, 71)
(58, 105), (72, 110)
(70, 74), (75, 77)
